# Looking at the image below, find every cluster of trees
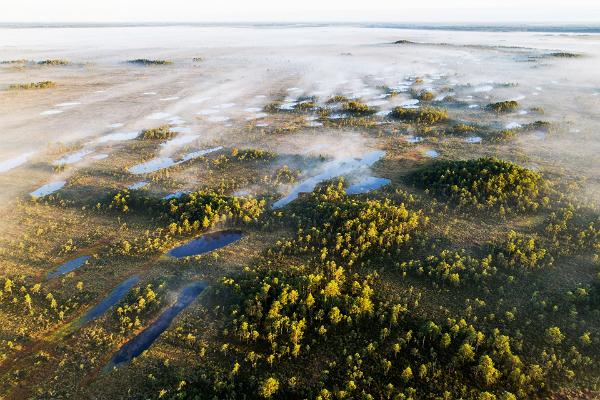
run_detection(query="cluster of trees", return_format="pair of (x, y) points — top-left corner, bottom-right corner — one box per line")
(37, 59), (70, 65)
(0, 274), (90, 360)
(339, 100), (377, 116)
(390, 107), (449, 125)
(543, 204), (600, 256)
(486, 101), (519, 113)
(230, 148), (275, 162)
(108, 189), (265, 255)
(416, 90), (435, 102)
(116, 282), (163, 334)
(276, 180), (424, 269)
(413, 157), (551, 213)
(211, 149), (276, 170)
(127, 59), (173, 65)
(272, 165), (300, 186)
(169, 210), (552, 399)
(0, 59), (28, 64)
(8, 81), (56, 90)
(139, 125), (176, 140)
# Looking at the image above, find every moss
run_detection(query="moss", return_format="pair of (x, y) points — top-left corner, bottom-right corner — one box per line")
(390, 106), (448, 125)
(8, 81), (56, 90)
(486, 100), (519, 113)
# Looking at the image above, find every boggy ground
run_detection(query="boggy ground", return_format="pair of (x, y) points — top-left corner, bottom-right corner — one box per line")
(0, 26), (599, 399)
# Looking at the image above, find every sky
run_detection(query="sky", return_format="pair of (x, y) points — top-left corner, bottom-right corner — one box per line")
(2, 0), (600, 23)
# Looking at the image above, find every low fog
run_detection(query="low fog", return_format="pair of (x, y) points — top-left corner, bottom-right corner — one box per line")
(0, 25), (599, 207)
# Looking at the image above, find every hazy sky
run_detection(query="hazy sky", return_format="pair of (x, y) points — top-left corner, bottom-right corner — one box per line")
(3, 0), (600, 23)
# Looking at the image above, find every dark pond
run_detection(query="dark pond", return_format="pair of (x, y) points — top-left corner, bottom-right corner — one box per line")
(81, 276), (140, 324)
(47, 255), (90, 279)
(110, 281), (207, 366)
(346, 176), (391, 195)
(167, 230), (243, 258)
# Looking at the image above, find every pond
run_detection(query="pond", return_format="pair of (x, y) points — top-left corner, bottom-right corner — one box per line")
(346, 176), (391, 194)
(273, 150), (385, 209)
(47, 255), (90, 279)
(80, 276), (140, 324)
(109, 281), (207, 366)
(30, 180), (67, 198)
(167, 230), (243, 258)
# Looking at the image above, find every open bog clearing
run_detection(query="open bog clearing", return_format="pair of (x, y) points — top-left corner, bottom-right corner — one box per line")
(0, 24), (599, 399)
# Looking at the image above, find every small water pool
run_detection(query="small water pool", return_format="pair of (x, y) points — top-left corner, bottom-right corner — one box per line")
(81, 276), (140, 324)
(47, 255), (90, 279)
(167, 231), (243, 258)
(109, 281), (207, 366)
(346, 177), (391, 195)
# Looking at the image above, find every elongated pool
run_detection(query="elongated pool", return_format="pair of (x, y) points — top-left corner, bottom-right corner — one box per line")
(167, 230), (243, 258)
(109, 281), (207, 366)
